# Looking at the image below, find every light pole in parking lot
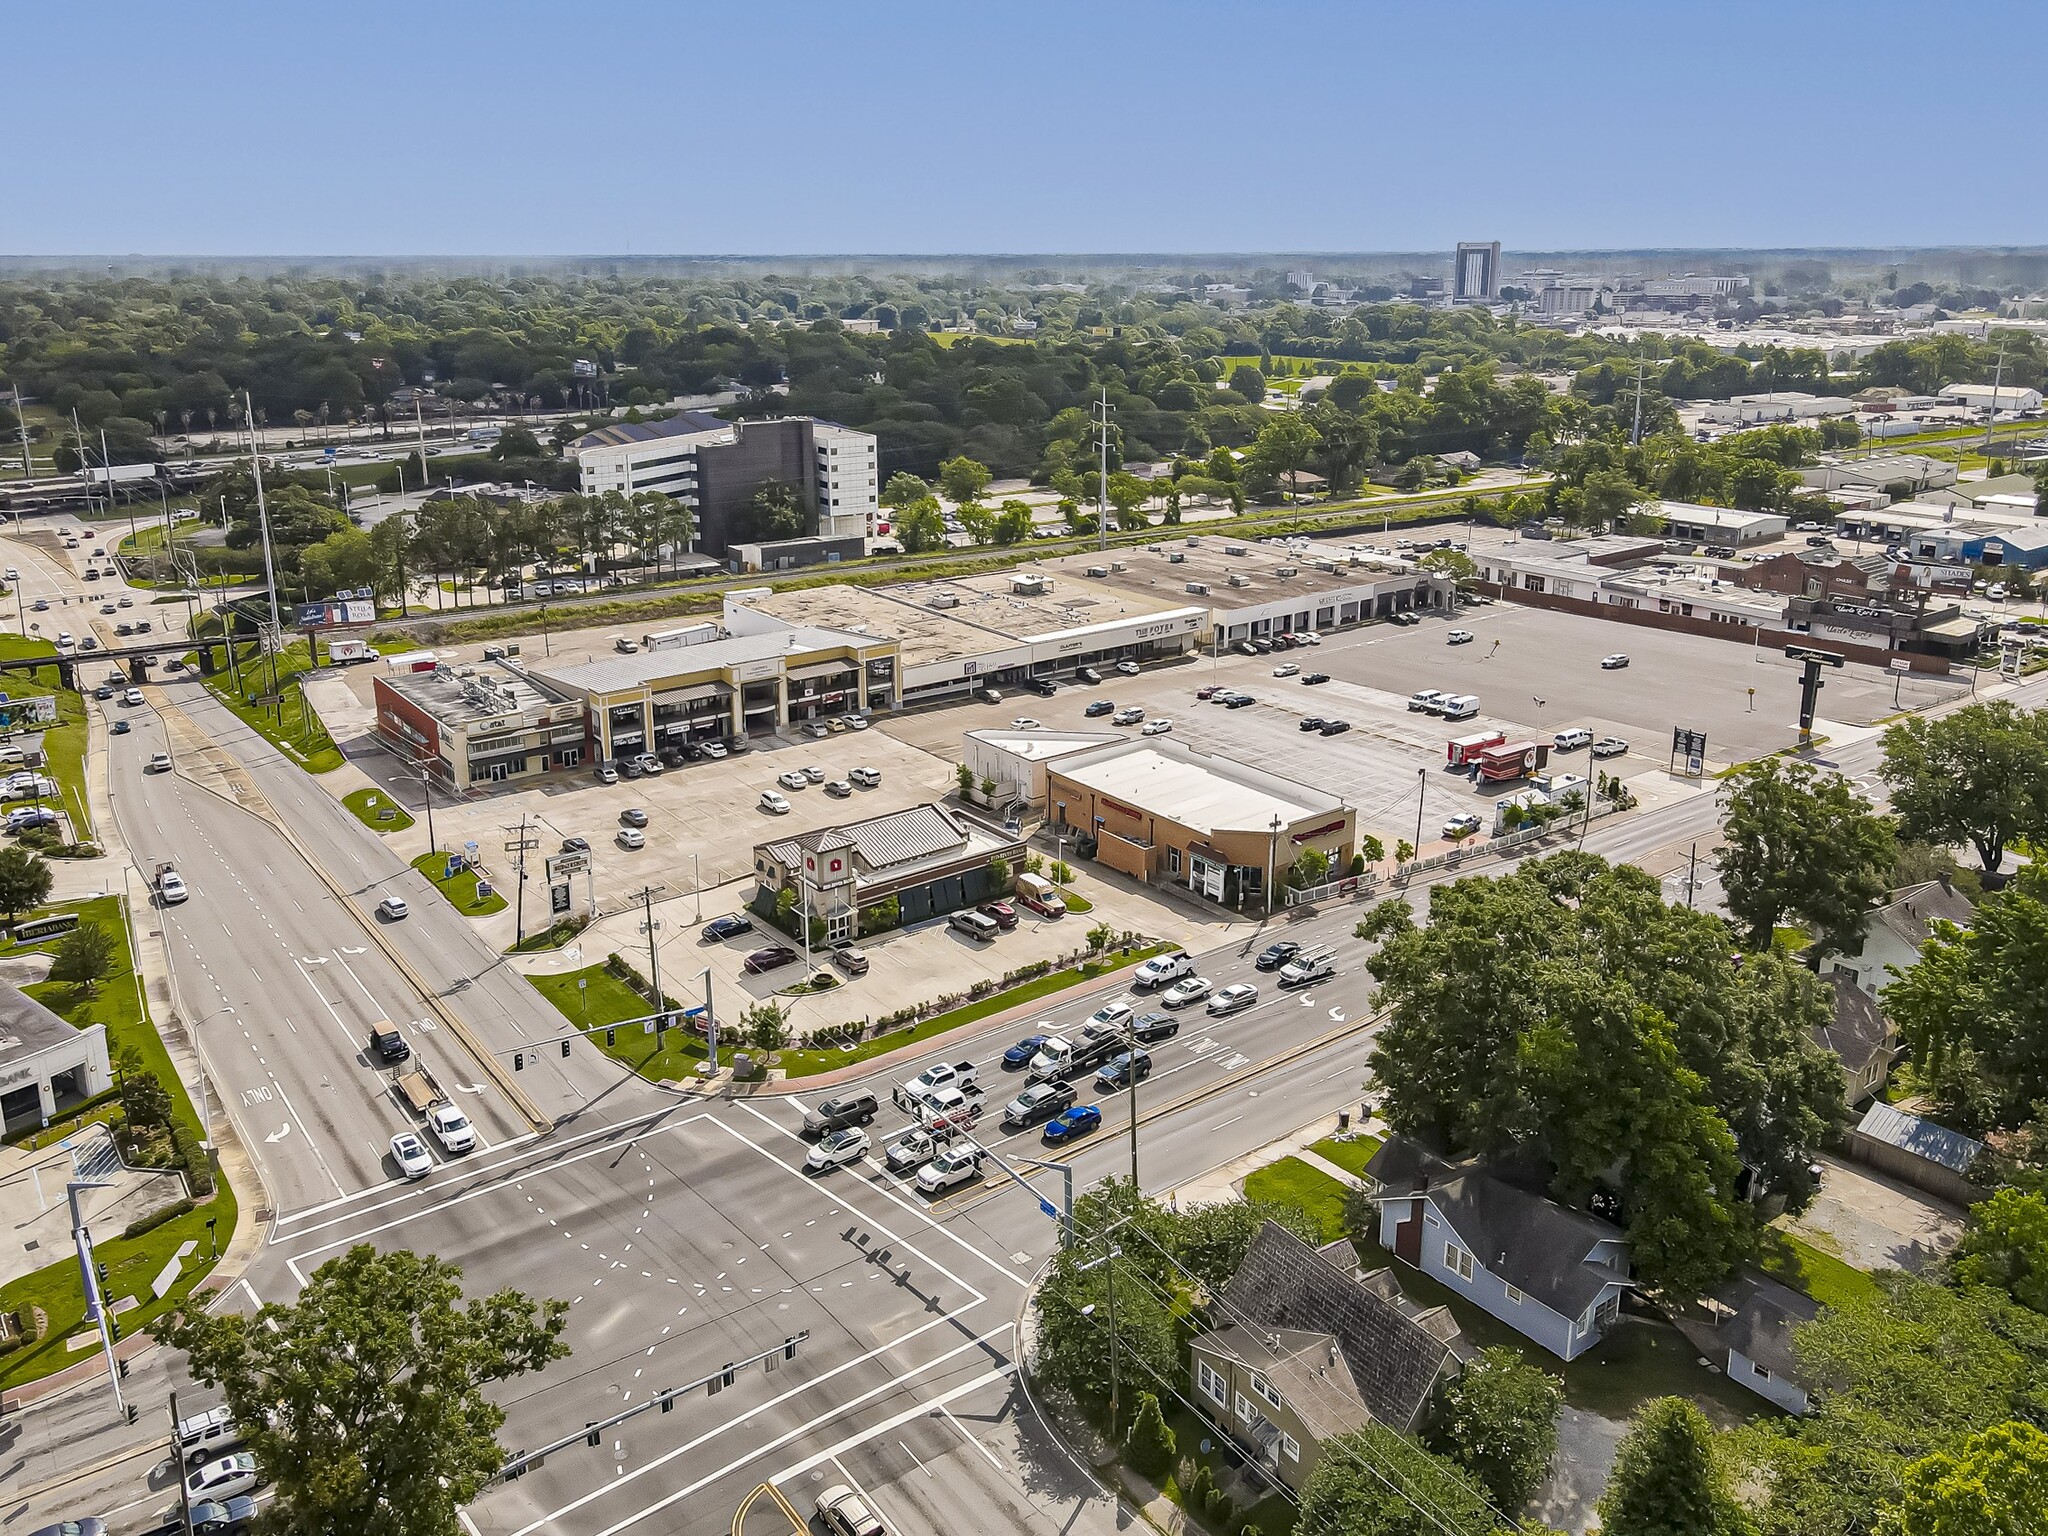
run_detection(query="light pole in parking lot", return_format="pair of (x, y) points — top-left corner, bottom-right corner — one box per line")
(1266, 814), (1282, 915)
(1412, 767), (1427, 858)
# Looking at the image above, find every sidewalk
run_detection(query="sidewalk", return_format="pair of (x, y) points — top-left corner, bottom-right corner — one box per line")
(1162, 1109), (1378, 1208)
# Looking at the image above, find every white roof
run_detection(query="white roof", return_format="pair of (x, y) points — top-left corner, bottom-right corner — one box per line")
(967, 729), (1122, 762)
(1051, 740), (1344, 836)
(528, 624), (879, 694)
(1654, 501), (1786, 531)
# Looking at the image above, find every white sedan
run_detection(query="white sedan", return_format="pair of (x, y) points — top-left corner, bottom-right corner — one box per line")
(377, 896), (409, 920)
(1600, 653), (1631, 669)
(1272, 663), (1299, 677)
(805, 1127), (870, 1175)
(1011, 717), (1043, 730)
(776, 770), (808, 791)
(1207, 983), (1259, 1017)
(618, 827), (645, 849)
(1141, 719), (1173, 736)
(186, 1453), (261, 1502)
(1162, 976), (1213, 1009)
(390, 1132), (433, 1180)
(1115, 660), (1141, 676)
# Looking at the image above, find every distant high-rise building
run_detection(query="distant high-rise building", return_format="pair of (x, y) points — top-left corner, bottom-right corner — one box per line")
(1286, 269), (1316, 293)
(1453, 241), (1501, 302)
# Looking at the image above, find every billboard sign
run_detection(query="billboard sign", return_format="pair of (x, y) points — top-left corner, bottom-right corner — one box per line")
(295, 598), (377, 629)
(1670, 726), (1708, 778)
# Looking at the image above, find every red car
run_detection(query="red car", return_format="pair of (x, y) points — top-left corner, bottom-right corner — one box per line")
(1196, 685), (1220, 700)
(978, 900), (1018, 931)
(744, 945), (800, 974)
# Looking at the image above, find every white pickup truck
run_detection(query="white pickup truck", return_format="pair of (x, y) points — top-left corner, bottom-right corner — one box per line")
(892, 1060), (980, 1112)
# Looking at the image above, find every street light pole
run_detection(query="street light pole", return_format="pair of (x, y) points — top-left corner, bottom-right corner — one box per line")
(1413, 766), (1426, 858)
(1266, 814), (1281, 915)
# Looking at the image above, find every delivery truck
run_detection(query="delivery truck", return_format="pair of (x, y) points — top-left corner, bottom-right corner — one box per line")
(1476, 740), (1550, 784)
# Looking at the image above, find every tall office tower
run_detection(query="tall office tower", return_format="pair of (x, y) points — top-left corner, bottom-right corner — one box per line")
(1453, 241), (1501, 302)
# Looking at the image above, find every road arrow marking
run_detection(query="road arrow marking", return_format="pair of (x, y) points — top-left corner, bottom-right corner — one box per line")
(455, 1082), (484, 1094)
(265, 1123), (293, 1143)
(300, 956), (327, 965)
(1329, 1007), (1346, 1022)
(340, 946), (366, 955)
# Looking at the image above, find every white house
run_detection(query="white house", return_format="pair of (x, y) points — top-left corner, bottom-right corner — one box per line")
(1366, 1140), (1633, 1362)
(1674, 1275), (1819, 1415)
(1828, 878), (1974, 999)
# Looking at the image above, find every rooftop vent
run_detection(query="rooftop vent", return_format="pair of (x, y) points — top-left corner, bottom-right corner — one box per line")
(1167, 552), (1186, 563)
(1224, 544), (1248, 556)
(1085, 565), (1110, 578)
(927, 594), (961, 609)
(1227, 573), (1253, 588)
(1276, 566), (1298, 578)
(1186, 581), (1211, 595)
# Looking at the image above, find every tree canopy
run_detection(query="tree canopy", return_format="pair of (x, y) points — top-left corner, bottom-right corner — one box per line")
(1881, 703), (2048, 877)
(1359, 852), (1845, 1299)
(1715, 758), (1894, 955)
(1601, 1398), (1752, 1536)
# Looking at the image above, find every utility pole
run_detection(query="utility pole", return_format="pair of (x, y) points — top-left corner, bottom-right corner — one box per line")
(6, 378), (31, 482)
(1266, 814), (1282, 916)
(506, 813), (535, 949)
(1685, 842), (1699, 910)
(1630, 343), (1647, 447)
(635, 884), (667, 1018)
(106, 427), (138, 549)
(1093, 389), (1113, 551)
(1983, 335), (2009, 456)
(169, 1390), (195, 1536)
(1413, 766), (1427, 858)
(245, 392), (285, 721)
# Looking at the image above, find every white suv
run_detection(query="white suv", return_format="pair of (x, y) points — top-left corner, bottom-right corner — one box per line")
(1553, 728), (1594, 752)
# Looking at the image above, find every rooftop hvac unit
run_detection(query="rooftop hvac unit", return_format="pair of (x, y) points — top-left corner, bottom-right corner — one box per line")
(1147, 544), (1163, 552)
(1314, 560), (1340, 574)
(927, 594), (961, 609)
(1168, 552), (1186, 563)
(1111, 561), (1127, 572)
(1276, 566), (1298, 578)
(1227, 573), (1252, 588)
(1185, 535), (1200, 546)
(1186, 581), (1211, 595)
(1224, 544), (1248, 556)
(1010, 574), (1046, 595)
(1085, 565), (1110, 578)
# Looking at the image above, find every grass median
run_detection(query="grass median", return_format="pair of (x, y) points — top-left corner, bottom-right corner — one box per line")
(198, 637), (343, 773)
(410, 850), (508, 916)
(343, 786), (414, 832)
(529, 964), (711, 1081)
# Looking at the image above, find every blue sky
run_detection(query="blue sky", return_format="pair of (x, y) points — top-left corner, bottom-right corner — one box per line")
(12, 0), (2045, 256)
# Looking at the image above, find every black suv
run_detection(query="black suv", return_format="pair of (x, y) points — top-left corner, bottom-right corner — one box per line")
(1132, 1011), (1180, 1044)
(801, 1091), (878, 1138)
(1254, 940), (1300, 972)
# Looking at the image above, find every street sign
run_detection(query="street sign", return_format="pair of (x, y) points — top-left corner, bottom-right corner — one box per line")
(1670, 726), (1708, 778)
(444, 856), (462, 881)
(549, 852), (589, 879)
(475, 879), (493, 899)
(1039, 1198), (1059, 1220)
(551, 883), (571, 915)
(250, 694), (283, 707)
(1889, 658), (1912, 672)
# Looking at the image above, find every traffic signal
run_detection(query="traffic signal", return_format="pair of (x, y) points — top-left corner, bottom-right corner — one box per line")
(785, 1335), (800, 1360)
(585, 1423), (600, 1448)
(561, 1038), (571, 1058)
(125, 1403), (138, 1425)
(118, 1355), (129, 1378)
(605, 1027), (616, 1047)
(721, 1362), (736, 1387)
(109, 1316), (121, 1342)
(660, 1391), (674, 1414)
(514, 1052), (524, 1071)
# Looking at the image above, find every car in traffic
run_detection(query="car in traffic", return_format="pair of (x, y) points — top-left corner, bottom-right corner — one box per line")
(389, 1133), (432, 1180)
(816, 1483), (886, 1536)
(915, 1145), (984, 1194)
(186, 1455), (262, 1503)
(377, 896), (409, 920)
(1206, 983), (1258, 1017)
(427, 1103), (476, 1154)
(1141, 718), (1173, 735)
(744, 945), (801, 974)
(1043, 1104), (1103, 1144)
(882, 1126), (955, 1175)
(1447, 630), (1474, 644)
(1254, 940), (1300, 972)
(703, 913), (755, 942)
(759, 790), (791, 815)
(1161, 976), (1212, 1009)
(1442, 812), (1483, 838)
(1273, 662), (1299, 677)
(1302, 671), (1330, 685)
(1095, 1050), (1152, 1090)
(1600, 653), (1630, 669)
(1002, 1079), (1076, 1129)
(1592, 736), (1629, 759)
(805, 1128), (870, 1175)
(1084, 699), (1114, 718)
(1003, 1032), (1051, 1069)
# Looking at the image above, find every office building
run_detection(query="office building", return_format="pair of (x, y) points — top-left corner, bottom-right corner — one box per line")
(571, 413), (881, 556)
(0, 981), (111, 1134)
(373, 665), (587, 786)
(1453, 242), (1501, 302)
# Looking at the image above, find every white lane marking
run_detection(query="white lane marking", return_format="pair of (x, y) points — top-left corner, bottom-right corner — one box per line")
(762, 1366), (1017, 1486)
(939, 1400), (1004, 1469)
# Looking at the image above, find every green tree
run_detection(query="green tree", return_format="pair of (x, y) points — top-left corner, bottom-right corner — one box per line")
(988, 855), (1011, 889)
(743, 1001), (790, 1053)
(1297, 1421), (1503, 1536)
(1426, 1346), (1562, 1511)
(1106, 472), (1151, 530)
(1126, 1391), (1176, 1479)
(1600, 1398), (1751, 1536)
(488, 424), (543, 460)
(993, 499), (1034, 545)
(299, 527), (381, 599)
(49, 920), (116, 995)
(1881, 703), (2048, 877)
(881, 471), (931, 509)
(956, 501), (995, 545)
(1716, 759), (1894, 956)
(119, 1067), (175, 1132)
(1172, 1204), (1323, 1295)
(1290, 846), (1331, 888)
(735, 478), (810, 543)
(956, 762), (975, 794)
(938, 455), (992, 505)
(0, 844), (52, 923)
(1229, 365), (1267, 404)
(162, 1245), (568, 1536)
(1416, 548), (1479, 590)
(894, 496), (946, 553)
(1250, 413), (1322, 503)
(1955, 1189), (2048, 1313)
(1888, 1420), (2048, 1536)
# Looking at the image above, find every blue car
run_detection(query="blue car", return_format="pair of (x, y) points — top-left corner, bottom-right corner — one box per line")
(701, 914), (755, 943)
(1043, 1104), (1102, 1144)
(1002, 1033), (1049, 1070)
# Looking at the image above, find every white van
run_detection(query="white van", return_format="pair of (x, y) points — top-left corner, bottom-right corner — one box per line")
(1553, 727), (1594, 752)
(1408, 690), (1448, 713)
(1439, 694), (1480, 721)
(1278, 944), (1336, 988)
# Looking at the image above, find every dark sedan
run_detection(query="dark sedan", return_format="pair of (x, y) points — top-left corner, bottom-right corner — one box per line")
(743, 945), (800, 975)
(1318, 719), (1352, 736)
(1002, 1033), (1050, 1069)
(1254, 940), (1300, 972)
(702, 913), (755, 943)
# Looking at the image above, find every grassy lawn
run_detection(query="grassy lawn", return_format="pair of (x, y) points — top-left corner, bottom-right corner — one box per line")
(506, 916), (591, 954)
(343, 786), (414, 832)
(410, 850), (508, 916)
(1310, 1132), (1382, 1178)
(1242, 1156), (1352, 1242)
(0, 894), (237, 1389)
(776, 943), (1169, 1077)
(1758, 1227), (1882, 1310)
(530, 963), (713, 1081)
(1772, 925), (1811, 955)
(1056, 890), (1094, 914)
(925, 331), (1030, 347)
(0, 635), (95, 842)
(199, 638), (344, 773)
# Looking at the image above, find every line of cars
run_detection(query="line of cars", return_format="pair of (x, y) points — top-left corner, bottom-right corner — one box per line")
(764, 762), (883, 811)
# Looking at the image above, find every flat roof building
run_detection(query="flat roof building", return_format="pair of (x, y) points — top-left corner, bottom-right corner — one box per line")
(1654, 501), (1788, 546)
(1045, 738), (1355, 910)
(373, 665), (587, 786)
(0, 979), (111, 1134)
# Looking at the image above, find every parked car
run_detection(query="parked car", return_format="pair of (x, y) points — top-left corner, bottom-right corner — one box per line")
(1299, 717), (1327, 733)
(1318, 719), (1352, 736)
(1077, 667), (1103, 684)
(1112, 706), (1145, 725)
(776, 770), (808, 791)
(1196, 684), (1220, 700)
(805, 1128), (870, 1175)
(595, 764), (619, 784)
(617, 828), (645, 849)
(1592, 736), (1629, 758)
(1408, 690), (1448, 713)
(1224, 693), (1255, 709)
(1302, 672), (1330, 684)
(1447, 630), (1474, 645)
(948, 909), (998, 941)
(1141, 719), (1173, 735)
(1442, 812), (1483, 838)
(1207, 983), (1259, 1016)
(824, 778), (853, 797)
(1010, 717), (1042, 730)
(832, 945), (869, 976)
(1389, 610), (1420, 626)
(1043, 1104), (1103, 1144)
(744, 945), (801, 974)
(759, 790), (791, 815)
(1600, 653), (1631, 670)
(978, 900), (1017, 930)
(850, 765), (882, 787)
(620, 807), (649, 828)
(1115, 660), (1141, 675)
(1553, 727), (1593, 752)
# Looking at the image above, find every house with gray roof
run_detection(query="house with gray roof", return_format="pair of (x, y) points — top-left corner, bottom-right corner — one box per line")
(1365, 1139), (1633, 1361)
(1187, 1221), (1465, 1492)
(1829, 878), (1974, 1000)
(1813, 976), (1896, 1105)
(1672, 1273), (1819, 1415)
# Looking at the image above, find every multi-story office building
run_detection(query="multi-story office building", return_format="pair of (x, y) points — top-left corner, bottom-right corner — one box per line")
(1453, 241), (1501, 302)
(572, 412), (880, 556)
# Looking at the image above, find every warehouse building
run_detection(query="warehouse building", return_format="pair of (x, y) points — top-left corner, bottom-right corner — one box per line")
(1654, 501), (1788, 547)
(1045, 738), (1355, 909)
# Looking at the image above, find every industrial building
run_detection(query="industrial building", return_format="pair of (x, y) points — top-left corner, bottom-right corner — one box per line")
(571, 412), (881, 555)
(1044, 737), (1356, 909)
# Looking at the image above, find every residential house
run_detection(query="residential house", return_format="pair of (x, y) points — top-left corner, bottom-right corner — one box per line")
(1828, 878), (1975, 999)
(1186, 1222), (1465, 1493)
(1813, 977), (1896, 1105)
(1673, 1274), (1819, 1415)
(1365, 1139), (1634, 1361)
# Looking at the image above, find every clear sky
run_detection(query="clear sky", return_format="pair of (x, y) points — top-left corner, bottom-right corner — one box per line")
(11, 0), (2045, 257)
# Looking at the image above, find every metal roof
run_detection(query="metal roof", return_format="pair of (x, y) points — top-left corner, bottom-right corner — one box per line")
(0, 980), (92, 1063)
(570, 410), (730, 452)
(1856, 1102), (1984, 1175)
(763, 803), (968, 876)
